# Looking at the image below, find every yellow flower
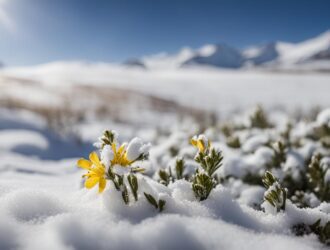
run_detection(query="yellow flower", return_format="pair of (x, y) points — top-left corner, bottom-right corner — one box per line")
(111, 142), (131, 166)
(77, 152), (107, 193)
(191, 134), (210, 152)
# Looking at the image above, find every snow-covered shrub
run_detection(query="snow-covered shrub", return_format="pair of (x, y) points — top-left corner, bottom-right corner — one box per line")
(261, 171), (287, 214)
(72, 106), (330, 247)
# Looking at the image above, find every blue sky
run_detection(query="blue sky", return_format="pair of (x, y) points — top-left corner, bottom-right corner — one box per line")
(0, 0), (329, 66)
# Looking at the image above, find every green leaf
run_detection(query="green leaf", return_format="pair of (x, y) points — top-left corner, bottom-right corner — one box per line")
(158, 199), (166, 212)
(128, 174), (138, 201)
(144, 192), (158, 209)
(121, 185), (129, 205)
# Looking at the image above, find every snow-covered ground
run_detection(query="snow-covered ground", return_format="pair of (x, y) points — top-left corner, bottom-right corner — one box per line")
(2, 62), (330, 113)
(0, 64), (330, 250)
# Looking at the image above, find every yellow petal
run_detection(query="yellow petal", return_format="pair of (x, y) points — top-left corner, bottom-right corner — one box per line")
(92, 165), (105, 176)
(85, 176), (99, 189)
(112, 143), (117, 155)
(83, 172), (97, 178)
(197, 140), (205, 152)
(77, 158), (92, 170)
(118, 144), (126, 155)
(98, 178), (106, 193)
(89, 152), (100, 166)
(190, 139), (197, 147)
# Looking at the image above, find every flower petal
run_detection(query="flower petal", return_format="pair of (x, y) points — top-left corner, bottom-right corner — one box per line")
(89, 152), (100, 166)
(98, 178), (106, 193)
(85, 176), (99, 189)
(197, 140), (205, 152)
(77, 158), (92, 170)
(92, 165), (105, 176)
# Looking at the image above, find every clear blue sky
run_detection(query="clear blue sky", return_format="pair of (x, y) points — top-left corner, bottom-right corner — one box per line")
(0, 0), (329, 66)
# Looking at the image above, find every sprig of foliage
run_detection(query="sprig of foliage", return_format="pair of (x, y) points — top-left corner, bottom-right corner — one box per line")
(249, 105), (272, 129)
(293, 219), (330, 246)
(100, 130), (117, 148)
(144, 193), (166, 212)
(310, 219), (330, 245)
(107, 169), (140, 204)
(158, 169), (171, 186)
(194, 147), (223, 177)
(271, 141), (287, 167)
(158, 157), (189, 186)
(262, 171), (287, 212)
(127, 174), (139, 201)
(175, 157), (185, 180)
(307, 153), (330, 202)
(226, 136), (241, 148)
(192, 172), (215, 201)
(191, 135), (223, 201)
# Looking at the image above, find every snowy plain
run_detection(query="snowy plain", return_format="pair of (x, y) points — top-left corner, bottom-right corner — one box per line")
(0, 64), (330, 250)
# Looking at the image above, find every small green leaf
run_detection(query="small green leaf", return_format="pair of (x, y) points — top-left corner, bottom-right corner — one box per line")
(158, 199), (166, 212)
(144, 192), (158, 209)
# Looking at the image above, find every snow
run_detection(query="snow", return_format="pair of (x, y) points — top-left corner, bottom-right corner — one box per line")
(2, 63), (330, 116)
(0, 129), (49, 151)
(316, 108), (330, 126)
(131, 30), (330, 70)
(126, 137), (151, 161)
(0, 58), (330, 249)
(279, 31), (330, 64)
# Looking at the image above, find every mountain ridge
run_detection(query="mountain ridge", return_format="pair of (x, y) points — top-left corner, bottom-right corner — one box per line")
(127, 30), (330, 70)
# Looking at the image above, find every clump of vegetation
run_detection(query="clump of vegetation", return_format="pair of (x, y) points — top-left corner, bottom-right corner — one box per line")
(271, 141), (287, 167)
(74, 106), (330, 246)
(158, 157), (189, 186)
(262, 171), (287, 212)
(226, 136), (241, 148)
(144, 193), (166, 212)
(191, 134), (223, 201)
(249, 105), (272, 129)
(292, 219), (330, 246)
(307, 153), (330, 202)
(77, 130), (165, 211)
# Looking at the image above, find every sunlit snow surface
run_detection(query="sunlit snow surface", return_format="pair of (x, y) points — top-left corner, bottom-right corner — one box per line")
(0, 64), (329, 250)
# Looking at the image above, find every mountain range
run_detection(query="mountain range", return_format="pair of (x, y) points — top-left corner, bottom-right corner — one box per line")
(125, 30), (330, 71)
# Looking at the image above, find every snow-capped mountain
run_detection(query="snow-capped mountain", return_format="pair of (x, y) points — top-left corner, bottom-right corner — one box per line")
(277, 31), (330, 65)
(182, 44), (243, 68)
(242, 42), (294, 66)
(130, 30), (330, 71)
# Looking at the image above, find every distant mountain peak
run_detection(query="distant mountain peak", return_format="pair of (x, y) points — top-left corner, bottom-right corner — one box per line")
(126, 30), (330, 71)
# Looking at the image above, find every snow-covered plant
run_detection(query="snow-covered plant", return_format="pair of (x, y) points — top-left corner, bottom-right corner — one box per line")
(143, 193), (166, 212)
(192, 172), (215, 201)
(309, 219), (330, 245)
(249, 105), (272, 129)
(226, 135), (241, 148)
(262, 171), (287, 213)
(191, 135), (223, 177)
(191, 134), (223, 201)
(292, 219), (330, 246)
(77, 130), (152, 206)
(307, 153), (330, 202)
(271, 141), (287, 167)
(175, 157), (185, 180)
(158, 168), (171, 186)
(158, 157), (187, 186)
(95, 130), (118, 148)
